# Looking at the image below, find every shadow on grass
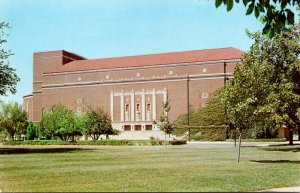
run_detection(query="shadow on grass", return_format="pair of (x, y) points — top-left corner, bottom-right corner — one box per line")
(0, 147), (87, 154)
(261, 145), (300, 153)
(251, 160), (300, 164)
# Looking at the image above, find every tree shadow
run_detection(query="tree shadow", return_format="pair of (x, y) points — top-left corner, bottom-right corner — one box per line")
(261, 145), (300, 153)
(0, 147), (88, 154)
(251, 160), (300, 164)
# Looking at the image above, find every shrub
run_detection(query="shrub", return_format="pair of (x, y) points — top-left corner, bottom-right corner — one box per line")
(169, 140), (187, 145)
(190, 127), (227, 141)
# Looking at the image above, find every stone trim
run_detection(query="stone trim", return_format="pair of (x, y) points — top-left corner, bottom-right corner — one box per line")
(42, 59), (240, 76)
(42, 73), (233, 89)
(23, 94), (33, 98)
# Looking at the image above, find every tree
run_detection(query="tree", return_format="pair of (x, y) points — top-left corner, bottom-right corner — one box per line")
(220, 25), (300, 146)
(40, 104), (82, 141)
(154, 95), (174, 144)
(83, 106), (114, 140)
(0, 102), (28, 140)
(174, 92), (228, 141)
(0, 21), (20, 97)
(26, 122), (39, 140)
(215, 0), (299, 38)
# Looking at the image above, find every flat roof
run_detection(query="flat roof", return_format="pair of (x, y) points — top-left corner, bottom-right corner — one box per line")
(45, 47), (243, 74)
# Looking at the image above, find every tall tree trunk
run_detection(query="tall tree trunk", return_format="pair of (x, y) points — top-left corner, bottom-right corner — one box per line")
(237, 130), (242, 163)
(226, 127), (229, 140)
(264, 122), (267, 138)
(10, 133), (14, 141)
(288, 129), (293, 145)
(234, 128), (237, 147)
(165, 132), (167, 149)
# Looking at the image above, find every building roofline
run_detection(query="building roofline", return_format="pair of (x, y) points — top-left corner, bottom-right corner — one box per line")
(23, 93), (33, 98)
(44, 47), (243, 74)
(33, 50), (87, 59)
(43, 58), (241, 76)
(78, 47), (240, 62)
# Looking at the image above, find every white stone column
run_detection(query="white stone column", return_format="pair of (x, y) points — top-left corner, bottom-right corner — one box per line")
(163, 88), (168, 116)
(152, 88), (156, 121)
(142, 89), (145, 121)
(131, 90), (135, 121)
(120, 90), (124, 122)
(110, 91), (114, 122)
(163, 88), (167, 103)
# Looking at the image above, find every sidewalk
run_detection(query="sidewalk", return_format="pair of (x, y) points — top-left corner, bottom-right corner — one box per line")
(187, 140), (300, 147)
(260, 186), (300, 192)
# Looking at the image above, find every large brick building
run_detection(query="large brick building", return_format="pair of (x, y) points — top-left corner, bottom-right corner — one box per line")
(23, 47), (243, 139)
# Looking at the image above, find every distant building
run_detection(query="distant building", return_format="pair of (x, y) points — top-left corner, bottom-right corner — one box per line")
(23, 48), (243, 139)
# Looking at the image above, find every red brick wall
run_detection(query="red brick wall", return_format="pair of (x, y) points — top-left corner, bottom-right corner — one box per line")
(25, 50), (239, 124)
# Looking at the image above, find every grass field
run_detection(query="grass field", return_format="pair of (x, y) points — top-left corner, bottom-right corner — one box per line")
(0, 144), (299, 192)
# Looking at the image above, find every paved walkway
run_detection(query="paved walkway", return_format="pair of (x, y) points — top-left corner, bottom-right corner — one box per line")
(260, 186), (300, 192)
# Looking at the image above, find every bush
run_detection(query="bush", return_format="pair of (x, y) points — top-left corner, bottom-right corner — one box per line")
(190, 127), (227, 141)
(169, 140), (187, 145)
(0, 131), (8, 142)
(3, 140), (71, 146)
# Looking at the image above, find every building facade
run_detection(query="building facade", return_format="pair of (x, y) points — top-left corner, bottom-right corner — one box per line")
(23, 48), (243, 139)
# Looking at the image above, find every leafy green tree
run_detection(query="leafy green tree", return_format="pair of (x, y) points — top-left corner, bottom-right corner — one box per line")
(0, 102), (28, 140)
(26, 122), (39, 140)
(154, 95), (174, 142)
(215, 0), (299, 38)
(83, 106), (114, 140)
(40, 104), (82, 141)
(220, 25), (300, 145)
(174, 93), (227, 141)
(0, 21), (20, 97)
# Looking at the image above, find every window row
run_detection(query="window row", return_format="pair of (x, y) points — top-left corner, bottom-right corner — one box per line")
(125, 103), (152, 121)
(76, 68), (209, 82)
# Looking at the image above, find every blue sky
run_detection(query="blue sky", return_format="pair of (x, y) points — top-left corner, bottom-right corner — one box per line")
(0, 0), (264, 104)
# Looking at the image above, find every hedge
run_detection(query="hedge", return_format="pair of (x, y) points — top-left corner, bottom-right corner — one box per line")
(2, 139), (187, 146)
(226, 138), (286, 142)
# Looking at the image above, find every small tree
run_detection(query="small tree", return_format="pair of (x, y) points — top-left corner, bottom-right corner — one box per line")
(0, 102), (28, 140)
(73, 114), (86, 141)
(26, 122), (39, 140)
(155, 95), (174, 144)
(40, 104), (82, 141)
(83, 106), (114, 140)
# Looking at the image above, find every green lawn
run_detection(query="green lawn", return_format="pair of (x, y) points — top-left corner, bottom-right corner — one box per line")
(0, 145), (299, 192)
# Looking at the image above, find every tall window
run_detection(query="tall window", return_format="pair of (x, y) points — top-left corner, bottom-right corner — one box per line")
(146, 103), (151, 121)
(125, 104), (130, 121)
(136, 103), (141, 121)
